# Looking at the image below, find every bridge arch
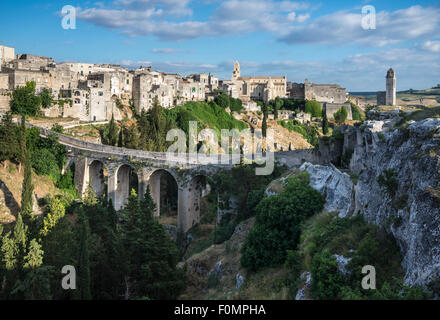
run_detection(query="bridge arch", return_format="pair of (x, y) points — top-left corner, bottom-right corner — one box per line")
(114, 164), (139, 211)
(88, 160), (107, 197)
(181, 174), (212, 231)
(148, 169), (179, 220)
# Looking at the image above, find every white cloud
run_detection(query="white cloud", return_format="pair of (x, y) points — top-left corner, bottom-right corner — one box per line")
(422, 40), (440, 53)
(280, 5), (440, 46)
(75, 0), (311, 40)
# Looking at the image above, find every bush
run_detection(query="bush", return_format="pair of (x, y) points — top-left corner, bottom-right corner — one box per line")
(377, 169), (398, 199)
(241, 173), (325, 271)
(305, 100), (322, 118)
(334, 107), (348, 124)
(213, 220), (236, 245)
(31, 148), (60, 181)
(350, 104), (365, 121)
(311, 251), (345, 300)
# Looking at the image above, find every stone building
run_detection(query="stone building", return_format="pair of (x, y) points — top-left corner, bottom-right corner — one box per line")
(223, 61), (287, 103)
(177, 81), (205, 105)
(377, 68), (397, 106)
(288, 79), (347, 104)
(0, 45), (15, 70)
(133, 71), (176, 112)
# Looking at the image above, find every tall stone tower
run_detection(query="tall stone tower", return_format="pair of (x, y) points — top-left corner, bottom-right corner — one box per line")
(232, 60), (240, 80)
(386, 68), (396, 106)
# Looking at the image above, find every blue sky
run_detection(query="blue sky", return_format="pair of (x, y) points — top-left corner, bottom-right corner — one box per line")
(1, 0), (439, 91)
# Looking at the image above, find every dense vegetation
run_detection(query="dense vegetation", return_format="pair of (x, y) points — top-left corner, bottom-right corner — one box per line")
(241, 172), (325, 271)
(101, 98), (247, 152)
(292, 212), (430, 300)
(0, 89), (186, 300)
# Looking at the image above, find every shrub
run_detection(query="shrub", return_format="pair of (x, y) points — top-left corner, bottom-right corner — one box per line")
(350, 104), (365, 121)
(377, 169), (398, 199)
(305, 100), (322, 118)
(334, 107), (348, 124)
(31, 148), (60, 181)
(241, 173), (324, 271)
(311, 251), (345, 300)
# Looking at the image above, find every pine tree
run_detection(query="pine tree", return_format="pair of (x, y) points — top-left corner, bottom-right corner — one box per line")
(120, 187), (186, 299)
(24, 239), (43, 269)
(77, 211), (92, 300)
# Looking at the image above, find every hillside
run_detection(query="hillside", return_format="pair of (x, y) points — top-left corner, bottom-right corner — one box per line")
(0, 160), (61, 224)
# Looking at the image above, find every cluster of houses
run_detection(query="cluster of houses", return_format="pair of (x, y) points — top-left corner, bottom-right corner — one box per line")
(0, 44), (355, 123)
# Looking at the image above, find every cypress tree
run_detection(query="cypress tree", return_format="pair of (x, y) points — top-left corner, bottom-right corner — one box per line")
(78, 212), (92, 300)
(107, 114), (119, 146)
(118, 124), (124, 148)
(262, 103), (268, 138)
(0, 112), (19, 165)
(322, 112), (329, 135)
(20, 115), (34, 223)
(21, 147), (34, 222)
(124, 124), (140, 150)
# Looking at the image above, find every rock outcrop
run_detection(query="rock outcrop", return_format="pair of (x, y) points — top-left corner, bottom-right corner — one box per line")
(299, 162), (355, 217)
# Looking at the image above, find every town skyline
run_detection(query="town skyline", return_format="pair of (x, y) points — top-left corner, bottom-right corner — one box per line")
(1, 0), (439, 91)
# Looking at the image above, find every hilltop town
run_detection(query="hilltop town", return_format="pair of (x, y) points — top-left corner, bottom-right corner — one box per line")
(0, 44), (358, 123)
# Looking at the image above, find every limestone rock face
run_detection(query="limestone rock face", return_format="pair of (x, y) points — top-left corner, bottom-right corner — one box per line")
(299, 162), (355, 217)
(350, 118), (440, 287)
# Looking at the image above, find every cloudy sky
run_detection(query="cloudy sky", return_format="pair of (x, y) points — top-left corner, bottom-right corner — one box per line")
(1, 0), (439, 91)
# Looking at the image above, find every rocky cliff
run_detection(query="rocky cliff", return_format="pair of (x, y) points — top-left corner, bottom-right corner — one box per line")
(349, 117), (440, 288)
(305, 115), (440, 289)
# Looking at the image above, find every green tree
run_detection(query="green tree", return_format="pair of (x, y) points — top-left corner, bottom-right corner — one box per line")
(77, 212), (92, 300)
(121, 188), (186, 299)
(322, 112), (329, 135)
(334, 106), (348, 125)
(10, 82), (42, 116)
(241, 173), (325, 271)
(123, 124), (140, 149)
(106, 114), (119, 146)
(214, 93), (230, 109)
(262, 103), (268, 138)
(20, 117), (34, 223)
(39, 88), (54, 109)
(305, 100), (322, 117)
(311, 251), (346, 300)
(0, 112), (19, 164)
(40, 198), (66, 238)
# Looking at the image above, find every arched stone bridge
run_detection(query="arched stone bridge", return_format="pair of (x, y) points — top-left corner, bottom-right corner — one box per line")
(29, 124), (319, 232)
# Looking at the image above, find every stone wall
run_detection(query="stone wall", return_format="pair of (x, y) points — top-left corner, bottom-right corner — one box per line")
(324, 103), (353, 121)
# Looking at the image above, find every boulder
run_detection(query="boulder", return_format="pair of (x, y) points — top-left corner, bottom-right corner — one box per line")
(300, 162), (355, 217)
